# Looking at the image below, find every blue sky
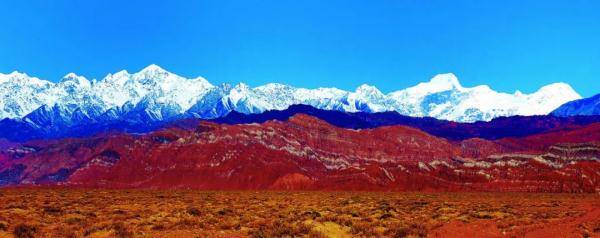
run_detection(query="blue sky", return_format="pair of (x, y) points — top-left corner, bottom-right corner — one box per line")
(0, 0), (599, 96)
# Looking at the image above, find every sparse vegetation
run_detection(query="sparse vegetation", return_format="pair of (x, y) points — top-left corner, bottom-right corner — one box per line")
(13, 224), (37, 238)
(186, 207), (201, 216)
(0, 221), (7, 231)
(0, 189), (597, 237)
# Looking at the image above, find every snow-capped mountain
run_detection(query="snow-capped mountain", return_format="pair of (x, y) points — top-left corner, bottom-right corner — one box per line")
(0, 65), (582, 126)
(389, 73), (582, 122)
(551, 93), (600, 117)
(0, 71), (54, 119)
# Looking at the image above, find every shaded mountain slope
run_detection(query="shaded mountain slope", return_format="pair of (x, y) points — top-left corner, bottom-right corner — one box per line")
(552, 93), (600, 117)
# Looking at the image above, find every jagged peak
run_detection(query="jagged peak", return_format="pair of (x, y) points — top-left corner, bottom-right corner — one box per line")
(354, 84), (384, 98)
(219, 83), (233, 91)
(514, 90), (524, 97)
(187, 76), (213, 88)
(132, 64), (187, 87)
(0, 66), (589, 123)
(233, 82), (251, 91)
(126, 64), (173, 83)
(138, 64), (169, 74)
(3, 71), (28, 78)
(8, 71), (25, 76)
(102, 70), (130, 83)
(227, 83), (254, 104)
(428, 73), (462, 89)
(0, 71), (18, 83)
(397, 73), (464, 96)
(356, 84), (379, 92)
(259, 82), (288, 88)
(255, 83), (294, 92)
(60, 73), (89, 84)
(113, 69), (130, 77)
(0, 71), (52, 87)
(63, 72), (80, 79)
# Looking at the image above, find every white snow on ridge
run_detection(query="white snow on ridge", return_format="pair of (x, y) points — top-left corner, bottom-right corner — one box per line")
(0, 65), (582, 123)
(389, 73), (581, 121)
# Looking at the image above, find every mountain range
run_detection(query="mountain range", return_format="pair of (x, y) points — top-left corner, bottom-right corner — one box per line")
(0, 64), (582, 127)
(211, 105), (600, 140)
(1, 113), (598, 192)
(1, 65), (599, 191)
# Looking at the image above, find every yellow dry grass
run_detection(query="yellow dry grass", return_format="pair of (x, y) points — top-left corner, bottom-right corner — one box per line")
(0, 189), (597, 237)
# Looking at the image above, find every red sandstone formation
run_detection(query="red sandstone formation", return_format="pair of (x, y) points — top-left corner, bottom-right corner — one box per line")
(1, 115), (598, 192)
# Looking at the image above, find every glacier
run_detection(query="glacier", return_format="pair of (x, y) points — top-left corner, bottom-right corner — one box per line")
(0, 64), (582, 126)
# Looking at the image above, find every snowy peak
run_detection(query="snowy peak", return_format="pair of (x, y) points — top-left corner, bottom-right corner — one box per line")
(227, 83), (253, 104)
(525, 82), (582, 114)
(0, 66), (588, 123)
(0, 71), (50, 86)
(61, 72), (82, 81)
(429, 73), (462, 89)
(255, 83), (292, 92)
(133, 64), (174, 83)
(4, 71), (27, 78)
(189, 76), (212, 87)
(355, 84), (383, 96)
(110, 70), (130, 79)
(59, 73), (91, 88)
(233, 82), (251, 91)
(102, 70), (131, 86)
(139, 64), (168, 74)
(533, 82), (579, 98)
(406, 73), (463, 95)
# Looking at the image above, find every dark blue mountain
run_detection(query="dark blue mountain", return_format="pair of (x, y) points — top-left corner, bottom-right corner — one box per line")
(2, 104), (600, 142)
(209, 105), (600, 140)
(552, 93), (600, 117)
(0, 116), (169, 142)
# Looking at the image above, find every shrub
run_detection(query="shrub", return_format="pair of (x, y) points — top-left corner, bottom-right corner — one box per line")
(351, 221), (376, 236)
(249, 227), (267, 238)
(13, 224), (37, 238)
(216, 208), (233, 216)
(112, 222), (133, 238)
(380, 213), (393, 219)
(151, 223), (165, 230)
(0, 221), (8, 231)
(388, 226), (410, 238)
(43, 206), (62, 215)
(269, 223), (295, 237)
(302, 210), (322, 219)
(187, 207), (201, 216)
(471, 211), (493, 219)
(409, 223), (428, 237)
